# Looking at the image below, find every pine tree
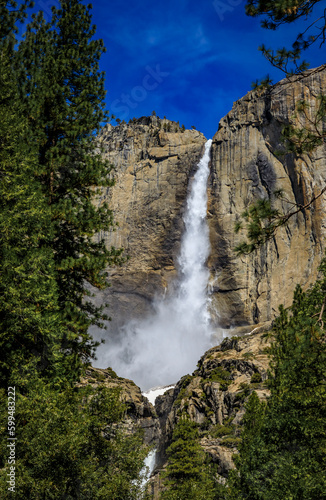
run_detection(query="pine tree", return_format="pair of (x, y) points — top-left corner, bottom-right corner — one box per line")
(0, 1), (72, 388)
(17, 0), (123, 376)
(235, 0), (326, 253)
(0, 1), (33, 42)
(227, 264), (326, 499)
(0, 5), (148, 497)
(245, 0), (325, 76)
(0, 375), (148, 499)
(162, 415), (224, 499)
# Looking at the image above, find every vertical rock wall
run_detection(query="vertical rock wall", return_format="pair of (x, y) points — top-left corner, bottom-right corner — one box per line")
(92, 117), (207, 334)
(92, 65), (326, 338)
(208, 65), (326, 329)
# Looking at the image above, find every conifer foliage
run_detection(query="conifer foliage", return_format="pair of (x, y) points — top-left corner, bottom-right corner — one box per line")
(0, 376), (147, 499)
(162, 415), (224, 499)
(0, 0), (66, 387)
(246, 0), (325, 75)
(235, 0), (326, 254)
(0, 0), (124, 386)
(16, 0), (123, 378)
(0, 2), (147, 498)
(227, 262), (326, 499)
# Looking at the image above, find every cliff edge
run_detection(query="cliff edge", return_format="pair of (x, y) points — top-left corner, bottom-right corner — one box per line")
(208, 65), (326, 329)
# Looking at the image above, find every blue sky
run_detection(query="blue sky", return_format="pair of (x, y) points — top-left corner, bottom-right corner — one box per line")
(19, 0), (326, 138)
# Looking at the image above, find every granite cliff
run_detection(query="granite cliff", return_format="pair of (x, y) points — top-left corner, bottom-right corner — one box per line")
(148, 328), (271, 497)
(92, 116), (206, 335)
(87, 65), (326, 497)
(78, 365), (160, 447)
(208, 65), (326, 329)
(93, 65), (326, 339)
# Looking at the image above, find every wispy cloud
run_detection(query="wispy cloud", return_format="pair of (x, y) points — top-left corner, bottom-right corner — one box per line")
(92, 0), (326, 137)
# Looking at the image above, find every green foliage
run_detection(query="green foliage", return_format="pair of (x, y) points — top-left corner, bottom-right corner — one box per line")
(220, 436), (242, 448)
(0, 0), (33, 42)
(226, 261), (326, 499)
(250, 372), (262, 383)
(15, 0), (124, 378)
(106, 367), (119, 379)
(257, 43), (309, 77)
(164, 417), (205, 482)
(174, 374), (193, 407)
(239, 382), (251, 394)
(207, 366), (233, 390)
(241, 352), (254, 359)
(0, 12), (70, 388)
(234, 198), (283, 255)
(0, 3), (147, 497)
(246, 0), (321, 25)
(226, 392), (266, 499)
(162, 415), (225, 499)
(282, 94), (326, 154)
(0, 0), (128, 387)
(237, 1), (326, 253)
(234, 179), (326, 255)
(209, 424), (234, 438)
(220, 335), (240, 351)
(251, 74), (273, 90)
(0, 376), (147, 499)
(245, 0), (324, 76)
(234, 389), (251, 405)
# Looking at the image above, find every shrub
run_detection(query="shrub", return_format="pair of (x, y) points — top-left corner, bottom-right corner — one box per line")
(250, 372), (262, 383)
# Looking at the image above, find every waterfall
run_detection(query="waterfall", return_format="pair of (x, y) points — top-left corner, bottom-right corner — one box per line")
(177, 139), (212, 326)
(141, 449), (157, 487)
(95, 140), (214, 390)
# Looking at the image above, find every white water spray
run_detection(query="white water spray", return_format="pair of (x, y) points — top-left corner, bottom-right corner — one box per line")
(95, 140), (214, 390)
(141, 449), (157, 488)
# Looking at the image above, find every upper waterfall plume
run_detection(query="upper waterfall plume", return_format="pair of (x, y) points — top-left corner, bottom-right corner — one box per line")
(178, 139), (212, 325)
(95, 140), (214, 390)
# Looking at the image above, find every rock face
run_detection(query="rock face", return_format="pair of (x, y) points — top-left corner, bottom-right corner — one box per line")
(93, 116), (207, 334)
(93, 66), (326, 339)
(208, 65), (326, 329)
(78, 366), (160, 446)
(85, 66), (326, 497)
(148, 328), (271, 496)
(80, 333), (272, 498)
(155, 330), (270, 468)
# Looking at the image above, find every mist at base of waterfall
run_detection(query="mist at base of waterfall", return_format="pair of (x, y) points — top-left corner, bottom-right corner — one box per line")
(93, 289), (214, 390)
(93, 140), (222, 391)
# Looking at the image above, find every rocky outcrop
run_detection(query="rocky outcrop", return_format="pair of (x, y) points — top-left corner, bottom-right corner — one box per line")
(81, 333), (271, 498)
(93, 117), (206, 334)
(148, 328), (271, 493)
(78, 366), (160, 446)
(208, 65), (326, 329)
